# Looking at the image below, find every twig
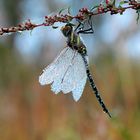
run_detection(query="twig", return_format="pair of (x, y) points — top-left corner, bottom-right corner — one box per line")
(0, 0), (140, 36)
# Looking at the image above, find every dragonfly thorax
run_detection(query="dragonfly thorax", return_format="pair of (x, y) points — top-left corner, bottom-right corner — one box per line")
(61, 24), (87, 55)
(67, 33), (87, 55)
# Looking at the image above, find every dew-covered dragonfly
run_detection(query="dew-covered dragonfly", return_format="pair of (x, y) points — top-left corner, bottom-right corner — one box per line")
(39, 23), (111, 117)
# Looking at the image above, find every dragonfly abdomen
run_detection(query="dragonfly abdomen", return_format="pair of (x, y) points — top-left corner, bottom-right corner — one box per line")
(81, 55), (111, 118)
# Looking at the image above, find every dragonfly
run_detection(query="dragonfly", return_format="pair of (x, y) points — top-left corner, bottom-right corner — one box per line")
(39, 23), (111, 118)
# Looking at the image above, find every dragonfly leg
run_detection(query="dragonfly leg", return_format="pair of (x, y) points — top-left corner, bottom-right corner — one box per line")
(74, 19), (84, 32)
(77, 17), (94, 34)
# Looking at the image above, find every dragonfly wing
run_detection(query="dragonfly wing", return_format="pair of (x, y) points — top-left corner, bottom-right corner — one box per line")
(39, 64), (55, 85)
(61, 52), (88, 101)
(60, 53), (76, 94)
(39, 47), (69, 86)
(50, 47), (76, 94)
(39, 46), (87, 101)
(72, 78), (87, 102)
(71, 55), (88, 101)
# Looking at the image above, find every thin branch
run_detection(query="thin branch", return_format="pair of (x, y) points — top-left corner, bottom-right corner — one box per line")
(0, 0), (140, 36)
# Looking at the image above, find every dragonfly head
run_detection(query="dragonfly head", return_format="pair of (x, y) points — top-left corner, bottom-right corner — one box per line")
(61, 23), (74, 37)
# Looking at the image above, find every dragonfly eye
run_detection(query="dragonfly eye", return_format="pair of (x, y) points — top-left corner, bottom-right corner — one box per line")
(61, 24), (73, 37)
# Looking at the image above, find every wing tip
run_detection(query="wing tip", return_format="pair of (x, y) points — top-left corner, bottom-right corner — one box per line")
(72, 93), (81, 102)
(73, 98), (80, 102)
(39, 75), (46, 85)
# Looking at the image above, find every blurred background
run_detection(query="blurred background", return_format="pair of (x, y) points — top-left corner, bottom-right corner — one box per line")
(0, 0), (140, 140)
